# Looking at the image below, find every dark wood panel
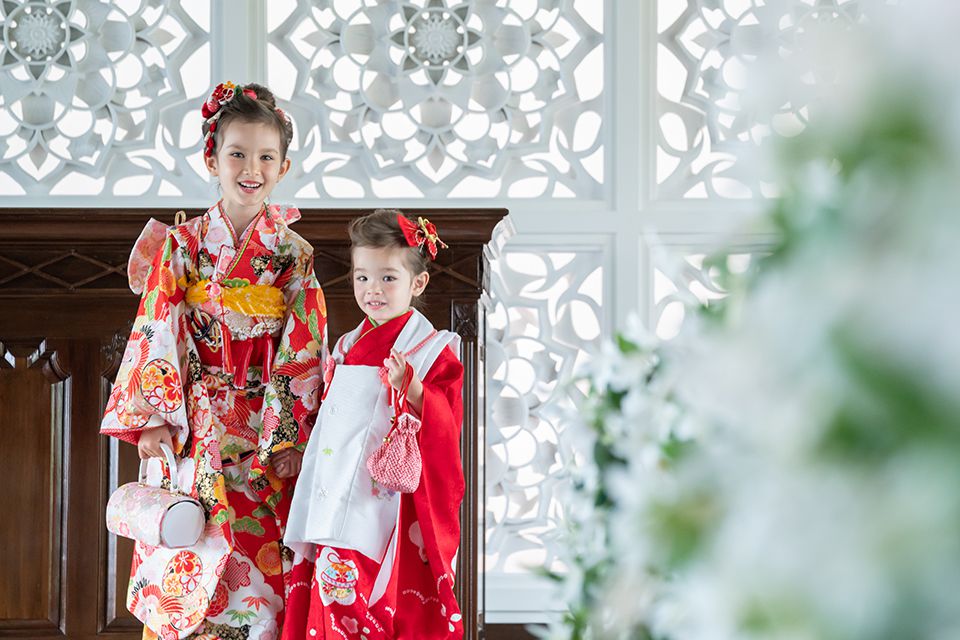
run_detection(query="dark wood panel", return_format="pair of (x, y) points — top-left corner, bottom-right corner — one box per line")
(0, 341), (66, 634)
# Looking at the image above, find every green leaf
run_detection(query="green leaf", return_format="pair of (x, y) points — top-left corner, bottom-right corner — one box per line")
(292, 289), (307, 323)
(308, 309), (322, 344)
(227, 609), (257, 624)
(222, 278), (250, 288)
(251, 505), (272, 519)
(233, 516), (266, 536)
(616, 333), (640, 354)
(143, 289), (158, 321)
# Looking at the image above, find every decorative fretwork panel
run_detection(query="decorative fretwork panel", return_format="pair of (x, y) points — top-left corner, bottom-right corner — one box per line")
(0, 0), (212, 197)
(650, 245), (766, 340)
(656, 0), (862, 199)
(267, 0), (605, 200)
(0, 248), (128, 292)
(484, 245), (604, 573)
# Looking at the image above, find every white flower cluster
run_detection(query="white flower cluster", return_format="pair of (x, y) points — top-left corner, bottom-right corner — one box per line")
(553, 1), (960, 638)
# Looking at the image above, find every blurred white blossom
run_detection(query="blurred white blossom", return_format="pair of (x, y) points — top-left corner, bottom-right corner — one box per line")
(551, 1), (960, 638)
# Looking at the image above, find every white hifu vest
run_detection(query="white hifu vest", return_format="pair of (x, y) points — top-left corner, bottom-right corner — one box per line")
(285, 309), (460, 563)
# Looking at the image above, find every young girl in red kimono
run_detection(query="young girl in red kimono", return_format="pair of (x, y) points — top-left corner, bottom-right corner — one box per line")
(101, 81), (326, 640)
(283, 210), (465, 639)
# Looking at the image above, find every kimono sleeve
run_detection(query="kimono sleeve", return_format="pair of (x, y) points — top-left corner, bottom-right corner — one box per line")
(393, 345), (466, 637)
(100, 229), (192, 450)
(250, 244), (328, 519)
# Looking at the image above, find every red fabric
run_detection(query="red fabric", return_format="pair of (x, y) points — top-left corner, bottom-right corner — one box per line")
(283, 313), (464, 639)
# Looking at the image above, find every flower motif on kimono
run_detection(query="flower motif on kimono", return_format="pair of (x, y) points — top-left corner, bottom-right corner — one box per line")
(205, 280), (223, 300)
(209, 393), (233, 420)
(162, 550), (203, 597)
(255, 541), (282, 577)
(139, 358), (184, 413)
(256, 225), (278, 253)
(188, 392), (213, 438)
(289, 368), (321, 413)
(203, 220), (231, 247)
(207, 581), (229, 618)
(317, 547), (359, 606)
(223, 555), (253, 591)
(158, 265), (177, 297)
(371, 478), (398, 502)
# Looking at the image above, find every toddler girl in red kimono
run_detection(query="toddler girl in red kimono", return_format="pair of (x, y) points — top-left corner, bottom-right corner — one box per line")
(283, 210), (465, 639)
(101, 81), (327, 640)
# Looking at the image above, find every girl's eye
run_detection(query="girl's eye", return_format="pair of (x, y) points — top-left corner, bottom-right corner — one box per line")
(356, 275), (367, 282)
(231, 152), (243, 158)
(383, 276), (396, 282)
(261, 155), (273, 161)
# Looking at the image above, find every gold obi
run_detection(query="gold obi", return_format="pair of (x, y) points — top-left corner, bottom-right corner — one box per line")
(183, 279), (286, 318)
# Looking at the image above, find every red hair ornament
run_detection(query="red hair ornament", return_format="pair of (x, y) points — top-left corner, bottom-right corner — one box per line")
(201, 82), (261, 157)
(398, 215), (448, 260)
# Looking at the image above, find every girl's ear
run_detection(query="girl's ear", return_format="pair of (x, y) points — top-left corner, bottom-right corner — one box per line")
(204, 152), (218, 176)
(412, 270), (429, 297)
(277, 156), (291, 181)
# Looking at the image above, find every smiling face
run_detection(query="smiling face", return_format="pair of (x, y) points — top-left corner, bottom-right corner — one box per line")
(204, 119), (290, 213)
(352, 245), (429, 323)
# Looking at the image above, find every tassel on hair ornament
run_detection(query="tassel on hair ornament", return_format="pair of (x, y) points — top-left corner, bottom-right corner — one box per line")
(397, 215), (448, 260)
(201, 81), (259, 158)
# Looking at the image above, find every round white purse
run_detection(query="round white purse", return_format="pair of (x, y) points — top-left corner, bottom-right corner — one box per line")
(105, 443), (205, 548)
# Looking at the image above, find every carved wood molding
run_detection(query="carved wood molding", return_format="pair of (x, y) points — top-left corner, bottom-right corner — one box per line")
(101, 321), (134, 381)
(0, 341), (13, 368)
(0, 208), (507, 246)
(452, 300), (480, 341)
(29, 339), (71, 383)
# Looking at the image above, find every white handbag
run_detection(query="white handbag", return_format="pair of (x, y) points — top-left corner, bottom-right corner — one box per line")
(105, 443), (205, 548)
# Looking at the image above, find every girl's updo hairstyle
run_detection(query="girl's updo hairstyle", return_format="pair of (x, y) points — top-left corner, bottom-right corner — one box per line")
(202, 82), (294, 160)
(349, 209), (431, 307)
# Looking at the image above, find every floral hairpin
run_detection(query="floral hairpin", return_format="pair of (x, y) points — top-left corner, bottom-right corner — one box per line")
(202, 81), (258, 157)
(398, 215), (448, 260)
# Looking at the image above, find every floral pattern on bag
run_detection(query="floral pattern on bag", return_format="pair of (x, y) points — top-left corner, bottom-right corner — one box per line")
(106, 482), (200, 548)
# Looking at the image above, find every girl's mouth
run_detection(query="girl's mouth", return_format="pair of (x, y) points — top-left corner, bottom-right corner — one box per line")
(238, 181), (262, 194)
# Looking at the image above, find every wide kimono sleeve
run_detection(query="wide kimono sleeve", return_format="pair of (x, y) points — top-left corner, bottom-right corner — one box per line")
(249, 241), (328, 522)
(100, 229), (193, 451)
(394, 345), (466, 638)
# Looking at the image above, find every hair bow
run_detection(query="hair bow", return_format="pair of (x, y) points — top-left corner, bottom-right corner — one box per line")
(398, 215), (448, 260)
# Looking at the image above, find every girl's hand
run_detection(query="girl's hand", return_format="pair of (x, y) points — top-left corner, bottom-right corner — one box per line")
(137, 425), (174, 459)
(384, 348), (410, 390)
(384, 348), (424, 415)
(271, 448), (303, 478)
